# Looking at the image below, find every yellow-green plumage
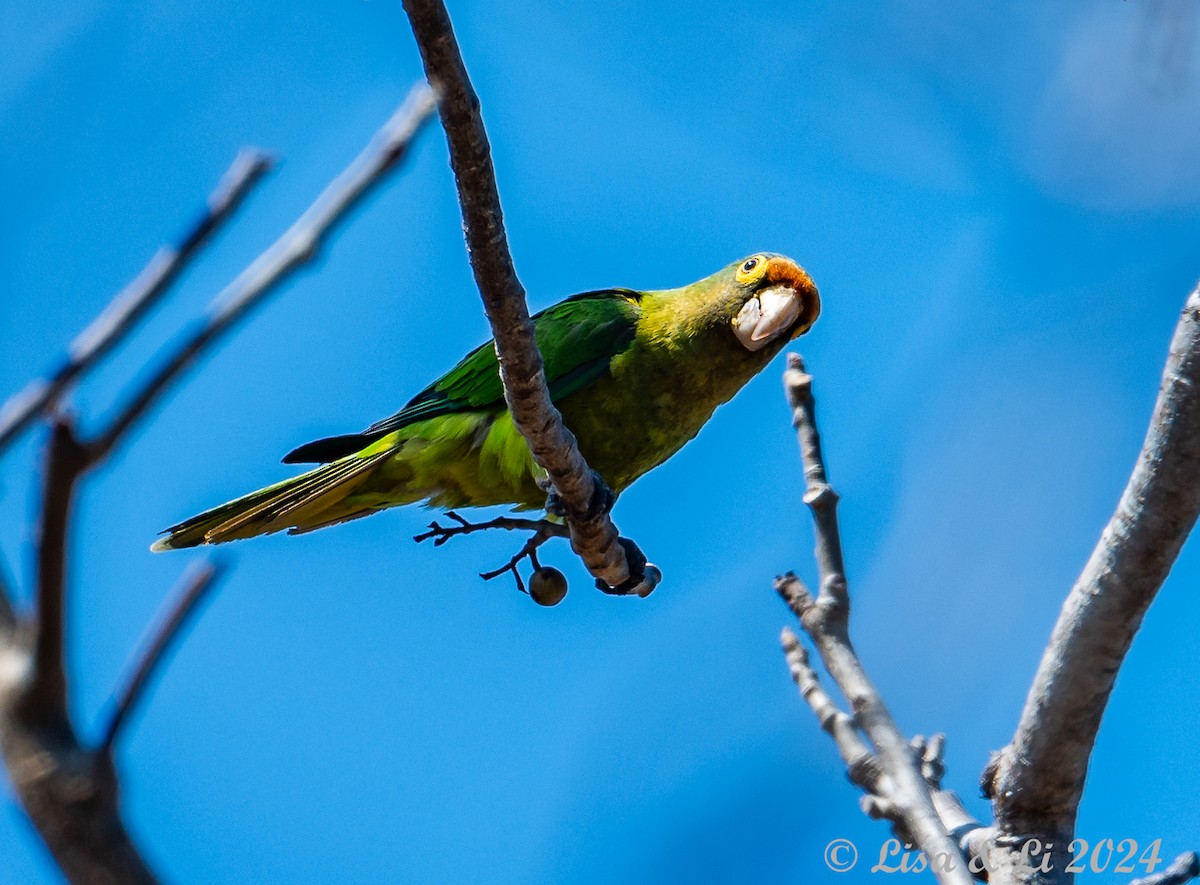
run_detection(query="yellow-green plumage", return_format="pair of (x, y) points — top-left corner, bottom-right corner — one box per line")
(152, 253), (819, 550)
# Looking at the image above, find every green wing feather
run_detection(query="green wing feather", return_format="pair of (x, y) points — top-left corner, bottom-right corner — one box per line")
(152, 288), (643, 550)
(283, 289), (642, 463)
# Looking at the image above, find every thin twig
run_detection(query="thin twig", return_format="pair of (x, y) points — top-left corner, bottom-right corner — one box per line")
(400, 0), (656, 595)
(82, 85), (437, 464)
(414, 511), (567, 595)
(478, 523), (560, 587)
(1130, 852), (1200, 885)
(780, 626), (881, 797)
(989, 286), (1200, 840)
(909, 734), (992, 872)
(779, 353), (973, 885)
(0, 150), (273, 456)
(413, 510), (568, 546)
(100, 561), (225, 755)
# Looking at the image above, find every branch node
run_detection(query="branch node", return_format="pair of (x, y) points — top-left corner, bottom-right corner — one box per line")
(775, 572), (815, 619)
(861, 794), (898, 822)
(802, 483), (840, 510)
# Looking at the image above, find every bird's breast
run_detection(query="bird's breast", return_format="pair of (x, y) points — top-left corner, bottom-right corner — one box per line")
(554, 332), (759, 491)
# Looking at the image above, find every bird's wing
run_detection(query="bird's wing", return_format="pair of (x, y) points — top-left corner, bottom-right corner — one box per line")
(282, 288), (643, 464)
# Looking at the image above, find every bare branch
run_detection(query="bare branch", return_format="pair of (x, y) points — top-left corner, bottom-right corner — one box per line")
(0, 150), (273, 456)
(99, 561), (225, 756)
(0, 87), (436, 885)
(0, 712), (156, 885)
(82, 85), (437, 464)
(778, 354), (973, 885)
(910, 735), (993, 872)
(781, 626), (882, 795)
(783, 621), (991, 875)
(1130, 852), (1200, 885)
(400, 0), (656, 595)
(17, 416), (88, 725)
(911, 734), (946, 790)
(416, 512), (567, 592)
(477, 522), (560, 583)
(989, 286), (1200, 838)
(785, 359), (846, 600)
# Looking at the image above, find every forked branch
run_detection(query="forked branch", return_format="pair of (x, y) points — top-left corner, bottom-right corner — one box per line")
(0, 86), (438, 885)
(415, 511), (568, 593)
(0, 150), (273, 456)
(777, 354), (975, 885)
(84, 85), (437, 462)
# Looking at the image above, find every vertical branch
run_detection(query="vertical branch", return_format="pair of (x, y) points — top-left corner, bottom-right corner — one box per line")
(21, 417), (88, 724)
(989, 286), (1200, 839)
(400, 0), (657, 594)
(788, 358), (846, 593)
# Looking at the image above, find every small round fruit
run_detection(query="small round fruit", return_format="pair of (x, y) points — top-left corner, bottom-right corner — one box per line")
(529, 567), (568, 607)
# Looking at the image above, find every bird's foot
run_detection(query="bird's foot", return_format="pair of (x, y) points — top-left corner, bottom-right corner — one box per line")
(594, 537), (662, 598)
(541, 469), (616, 520)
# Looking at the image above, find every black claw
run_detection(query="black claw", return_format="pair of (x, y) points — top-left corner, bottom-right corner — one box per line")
(595, 537), (650, 596)
(544, 489), (566, 518)
(586, 469), (617, 518)
(543, 469), (617, 519)
(618, 536), (646, 574)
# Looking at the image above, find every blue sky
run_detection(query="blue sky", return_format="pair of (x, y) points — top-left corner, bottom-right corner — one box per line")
(2, 1), (1200, 882)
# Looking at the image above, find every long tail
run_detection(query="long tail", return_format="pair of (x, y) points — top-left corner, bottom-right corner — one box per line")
(151, 451), (392, 551)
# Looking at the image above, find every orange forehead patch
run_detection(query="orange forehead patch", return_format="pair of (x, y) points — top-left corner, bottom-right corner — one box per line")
(764, 257), (816, 295)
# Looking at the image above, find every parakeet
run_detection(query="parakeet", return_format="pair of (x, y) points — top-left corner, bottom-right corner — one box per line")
(152, 253), (819, 551)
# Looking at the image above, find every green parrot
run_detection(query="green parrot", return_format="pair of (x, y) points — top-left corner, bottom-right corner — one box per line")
(152, 253), (820, 551)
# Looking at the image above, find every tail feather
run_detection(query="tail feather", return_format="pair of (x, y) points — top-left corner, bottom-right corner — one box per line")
(151, 452), (391, 551)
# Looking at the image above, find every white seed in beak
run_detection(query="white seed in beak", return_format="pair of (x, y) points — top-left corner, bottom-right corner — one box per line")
(733, 285), (801, 351)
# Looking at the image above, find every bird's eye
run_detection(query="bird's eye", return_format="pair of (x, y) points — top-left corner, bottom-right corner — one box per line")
(735, 255), (768, 284)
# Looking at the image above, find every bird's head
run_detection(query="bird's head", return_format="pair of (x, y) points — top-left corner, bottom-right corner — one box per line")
(726, 253), (820, 352)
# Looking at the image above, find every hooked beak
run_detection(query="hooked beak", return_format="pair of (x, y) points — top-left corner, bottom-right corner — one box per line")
(732, 257), (820, 352)
(733, 286), (802, 351)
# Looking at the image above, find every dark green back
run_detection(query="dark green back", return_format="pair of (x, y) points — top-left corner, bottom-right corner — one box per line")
(283, 289), (643, 464)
